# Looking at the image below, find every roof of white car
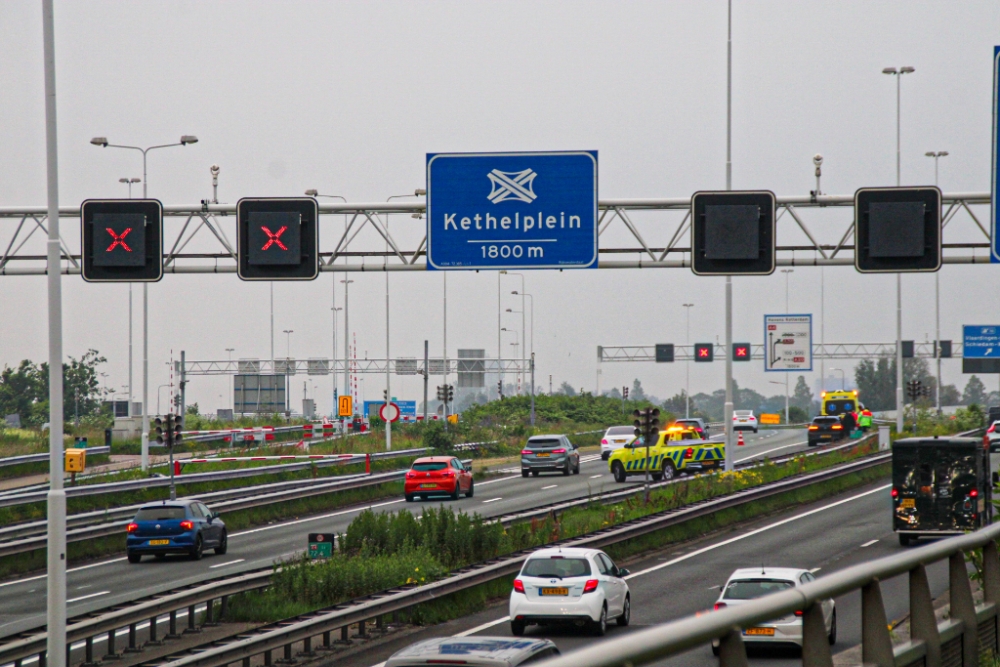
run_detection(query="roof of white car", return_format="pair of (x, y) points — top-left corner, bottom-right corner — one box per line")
(385, 637), (556, 667)
(727, 567), (807, 581)
(526, 547), (599, 559)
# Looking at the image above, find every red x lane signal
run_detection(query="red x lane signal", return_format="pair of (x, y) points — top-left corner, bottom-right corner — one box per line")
(238, 198), (318, 281)
(106, 227), (133, 253)
(699, 348), (710, 357)
(82, 199), (162, 282)
(261, 225), (289, 251)
(733, 343), (751, 362)
(694, 343), (714, 362)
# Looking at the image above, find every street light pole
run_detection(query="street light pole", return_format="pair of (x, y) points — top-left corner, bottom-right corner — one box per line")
(91, 134), (197, 469)
(925, 151), (948, 413)
(883, 66), (914, 434)
(723, 0), (734, 472)
(506, 274), (526, 393)
(682, 304), (694, 418)
(513, 291), (534, 395)
(781, 269), (794, 423)
(225, 348), (235, 412)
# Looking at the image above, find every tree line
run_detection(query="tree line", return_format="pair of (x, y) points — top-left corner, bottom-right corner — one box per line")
(0, 350), (107, 426)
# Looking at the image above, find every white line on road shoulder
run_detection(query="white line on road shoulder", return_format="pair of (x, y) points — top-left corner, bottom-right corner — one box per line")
(541, 485), (558, 490)
(860, 539), (879, 548)
(734, 441), (808, 464)
(589, 474), (602, 479)
(67, 590), (109, 604)
(210, 558), (246, 568)
(482, 498), (502, 503)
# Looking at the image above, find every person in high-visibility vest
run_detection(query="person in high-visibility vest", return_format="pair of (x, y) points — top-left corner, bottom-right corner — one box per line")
(858, 404), (873, 432)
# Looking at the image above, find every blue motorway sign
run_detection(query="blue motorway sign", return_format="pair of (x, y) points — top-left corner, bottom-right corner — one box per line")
(426, 151), (598, 270)
(993, 46), (1000, 262)
(963, 325), (1000, 358)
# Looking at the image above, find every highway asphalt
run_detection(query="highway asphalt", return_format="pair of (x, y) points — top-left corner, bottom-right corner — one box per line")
(335, 481), (933, 667)
(0, 428), (809, 640)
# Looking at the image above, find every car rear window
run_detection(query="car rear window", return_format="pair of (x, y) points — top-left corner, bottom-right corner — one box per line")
(723, 579), (794, 600)
(813, 417), (839, 425)
(135, 506), (186, 521)
(676, 420), (701, 428)
(734, 410), (752, 416)
(521, 557), (591, 578)
(606, 426), (634, 436)
(526, 439), (561, 449)
(412, 462), (448, 471)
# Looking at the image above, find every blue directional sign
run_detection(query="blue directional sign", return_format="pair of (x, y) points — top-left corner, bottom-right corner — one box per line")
(993, 46), (1000, 262)
(963, 325), (1000, 357)
(426, 151), (598, 270)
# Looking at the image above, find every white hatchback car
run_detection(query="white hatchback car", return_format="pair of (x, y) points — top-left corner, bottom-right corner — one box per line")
(711, 567), (835, 653)
(385, 637), (560, 667)
(600, 426), (637, 460)
(733, 410), (758, 433)
(509, 547), (631, 636)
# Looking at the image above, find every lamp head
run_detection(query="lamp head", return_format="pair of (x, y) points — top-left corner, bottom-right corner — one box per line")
(180, 135), (198, 145)
(210, 164), (220, 176)
(900, 66), (915, 74)
(91, 137), (108, 147)
(304, 189), (318, 196)
(813, 154), (823, 167)
(414, 188), (427, 196)
(119, 178), (129, 183)
(882, 67), (897, 75)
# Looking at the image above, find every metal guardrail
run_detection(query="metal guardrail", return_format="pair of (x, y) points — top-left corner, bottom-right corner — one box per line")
(0, 448), (428, 509)
(0, 446), (109, 469)
(0, 439), (894, 667)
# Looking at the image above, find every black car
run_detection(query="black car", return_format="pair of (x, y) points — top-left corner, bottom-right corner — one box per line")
(673, 418), (709, 439)
(126, 499), (227, 562)
(807, 416), (845, 446)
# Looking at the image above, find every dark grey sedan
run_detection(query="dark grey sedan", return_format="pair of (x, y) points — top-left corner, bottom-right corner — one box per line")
(521, 435), (581, 477)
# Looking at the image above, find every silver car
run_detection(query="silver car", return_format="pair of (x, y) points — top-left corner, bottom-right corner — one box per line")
(385, 637), (560, 667)
(521, 435), (581, 477)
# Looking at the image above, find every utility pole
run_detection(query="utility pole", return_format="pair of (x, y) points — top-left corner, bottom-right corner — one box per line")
(926, 150), (948, 414)
(723, 0), (734, 472)
(423, 340), (429, 422)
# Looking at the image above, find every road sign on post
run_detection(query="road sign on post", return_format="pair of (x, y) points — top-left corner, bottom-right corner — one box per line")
(963, 325), (1000, 373)
(690, 191), (776, 276)
(992, 46), (1000, 263)
(81, 200), (163, 282)
(425, 151), (598, 270)
(764, 315), (813, 372)
(379, 402), (401, 423)
(338, 395), (353, 417)
(237, 198), (319, 280)
(854, 187), (942, 273)
(655, 344), (674, 363)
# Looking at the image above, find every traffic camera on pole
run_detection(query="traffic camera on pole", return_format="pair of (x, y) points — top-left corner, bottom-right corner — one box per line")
(81, 199), (163, 282)
(237, 197), (319, 281)
(854, 187), (941, 273)
(691, 191), (776, 276)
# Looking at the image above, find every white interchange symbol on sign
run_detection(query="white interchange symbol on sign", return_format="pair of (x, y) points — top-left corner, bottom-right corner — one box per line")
(487, 168), (538, 204)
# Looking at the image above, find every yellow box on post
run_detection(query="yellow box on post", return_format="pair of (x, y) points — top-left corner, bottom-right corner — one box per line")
(65, 448), (86, 473)
(759, 413), (781, 425)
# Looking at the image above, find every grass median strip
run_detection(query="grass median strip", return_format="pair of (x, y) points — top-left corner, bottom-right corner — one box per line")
(222, 439), (885, 623)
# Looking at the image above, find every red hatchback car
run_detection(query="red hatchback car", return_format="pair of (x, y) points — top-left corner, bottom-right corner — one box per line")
(405, 456), (474, 502)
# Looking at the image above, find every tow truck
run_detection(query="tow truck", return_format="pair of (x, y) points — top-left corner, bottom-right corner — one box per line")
(608, 426), (724, 483)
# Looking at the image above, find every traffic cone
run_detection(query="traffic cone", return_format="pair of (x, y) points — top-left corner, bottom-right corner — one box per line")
(737, 432), (745, 446)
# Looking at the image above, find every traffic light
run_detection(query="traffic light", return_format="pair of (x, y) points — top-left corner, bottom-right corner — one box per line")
(632, 407), (660, 442)
(81, 199), (163, 282)
(153, 416), (164, 445)
(906, 380), (929, 402)
(694, 343), (714, 362)
(436, 385), (445, 402)
(901, 341), (915, 359)
(655, 344), (675, 363)
(854, 187), (941, 273)
(732, 343), (751, 362)
(497, 381), (504, 400)
(937, 340), (952, 358)
(171, 415), (183, 447)
(237, 198), (319, 281)
(691, 191), (776, 276)
(623, 386), (629, 400)
(446, 385), (454, 403)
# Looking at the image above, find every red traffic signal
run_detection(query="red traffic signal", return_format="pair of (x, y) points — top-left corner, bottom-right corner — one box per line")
(694, 343), (714, 362)
(733, 343), (751, 361)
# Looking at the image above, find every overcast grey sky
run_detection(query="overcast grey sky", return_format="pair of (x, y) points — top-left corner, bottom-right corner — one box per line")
(2, 1), (1000, 414)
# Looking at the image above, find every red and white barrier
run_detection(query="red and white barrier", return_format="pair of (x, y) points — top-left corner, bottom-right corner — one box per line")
(302, 423), (335, 438)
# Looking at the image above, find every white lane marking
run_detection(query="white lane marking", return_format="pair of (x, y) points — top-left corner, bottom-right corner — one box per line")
(622, 484), (891, 580)
(210, 558), (246, 568)
(0, 556), (127, 589)
(861, 539), (879, 548)
(232, 498), (405, 538)
(734, 441), (808, 464)
(430, 482), (889, 646)
(590, 474), (603, 479)
(67, 590), (109, 604)
(580, 455), (602, 463)
(482, 498), (503, 504)
(541, 485), (558, 490)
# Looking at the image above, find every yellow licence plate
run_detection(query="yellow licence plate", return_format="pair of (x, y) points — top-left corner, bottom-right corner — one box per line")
(744, 627), (774, 636)
(148, 539), (170, 545)
(901, 498), (915, 508)
(420, 483), (436, 488)
(541, 587), (568, 596)
(536, 453), (550, 458)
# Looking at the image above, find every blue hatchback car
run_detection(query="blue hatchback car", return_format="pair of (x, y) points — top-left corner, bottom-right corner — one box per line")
(126, 499), (227, 563)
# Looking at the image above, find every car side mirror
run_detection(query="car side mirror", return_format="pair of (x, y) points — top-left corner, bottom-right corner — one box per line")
(464, 463), (472, 472)
(618, 568), (630, 577)
(211, 512), (220, 521)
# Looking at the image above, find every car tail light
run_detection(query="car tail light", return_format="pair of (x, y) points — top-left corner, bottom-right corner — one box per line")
(684, 447), (694, 459)
(582, 579), (599, 594)
(552, 448), (567, 454)
(971, 489), (979, 498)
(126, 522), (138, 533)
(794, 610), (804, 617)
(891, 488), (899, 498)
(831, 425), (843, 430)
(989, 424), (996, 434)
(808, 425), (818, 430)
(521, 449), (532, 455)
(513, 579), (525, 593)
(714, 602), (727, 611)
(180, 520), (194, 530)
(405, 471), (415, 478)
(601, 439), (609, 445)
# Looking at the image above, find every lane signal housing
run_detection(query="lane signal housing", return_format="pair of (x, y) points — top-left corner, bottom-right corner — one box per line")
(81, 199), (163, 282)
(237, 197), (319, 281)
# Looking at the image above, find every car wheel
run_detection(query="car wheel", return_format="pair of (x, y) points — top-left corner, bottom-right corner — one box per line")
(617, 595), (630, 627)
(562, 464), (570, 476)
(405, 493), (415, 502)
(214, 530), (228, 555)
(466, 480), (474, 498)
(127, 552), (141, 564)
(511, 620), (526, 637)
(612, 461), (626, 483)
(190, 535), (204, 561)
(531, 471), (539, 477)
(451, 482), (461, 500)
(899, 533), (911, 546)
(753, 428), (758, 434)
(591, 605), (607, 636)
(828, 609), (837, 645)
(521, 470), (529, 478)
(574, 462), (580, 474)
(661, 461), (677, 481)
(601, 452), (609, 461)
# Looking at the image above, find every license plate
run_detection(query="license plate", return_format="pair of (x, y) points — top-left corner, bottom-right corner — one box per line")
(148, 539), (170, 546)
(901, 498), (915, 508)
(541, 587), (568, 596)
(536, 453), (550, 458)
(744, 627), (774, 636)
(420, 483), (436, 489)
(613, 440), (624, 444)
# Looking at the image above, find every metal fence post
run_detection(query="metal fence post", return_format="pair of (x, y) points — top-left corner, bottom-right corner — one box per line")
(717, 628), (748, 667)
(949, 552), (978, 667)
(984, 540), (1000, 657)
(861, 580), (894, 667)
(800, 603), (833, 667)
(909, 564), (941, 667)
